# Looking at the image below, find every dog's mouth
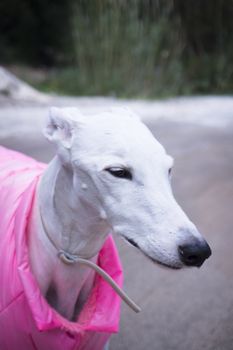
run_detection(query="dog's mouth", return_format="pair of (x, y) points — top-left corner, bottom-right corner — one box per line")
(124, 237), (140, 249)
(123, 236), (181, 270)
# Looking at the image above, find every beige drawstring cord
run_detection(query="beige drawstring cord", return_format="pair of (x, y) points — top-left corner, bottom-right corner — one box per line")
(58, 251), (141, 313)
(40, 210), (141, 313)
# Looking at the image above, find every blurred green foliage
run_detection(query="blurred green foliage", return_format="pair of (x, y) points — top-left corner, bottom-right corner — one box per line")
(1, 0), (233, 97)
(0, 0), (75, 65)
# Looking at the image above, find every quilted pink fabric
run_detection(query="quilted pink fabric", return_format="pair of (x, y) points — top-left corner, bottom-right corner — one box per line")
(0, 146), (123, 350)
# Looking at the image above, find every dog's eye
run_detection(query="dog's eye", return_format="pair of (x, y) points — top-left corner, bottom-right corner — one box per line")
(168, 167), (172, 176)
(105, 167), (132, 180)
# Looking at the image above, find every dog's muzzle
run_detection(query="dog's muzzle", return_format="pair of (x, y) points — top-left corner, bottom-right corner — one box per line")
(178, 240), (212, 267)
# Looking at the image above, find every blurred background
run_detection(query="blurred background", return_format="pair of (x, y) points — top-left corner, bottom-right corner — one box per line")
(0, 1), (233, 350)
(0, 0), (233, 97)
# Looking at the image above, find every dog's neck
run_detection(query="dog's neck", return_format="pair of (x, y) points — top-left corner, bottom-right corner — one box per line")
(40, 156), (110, 258)
(28, 156), (110, 320)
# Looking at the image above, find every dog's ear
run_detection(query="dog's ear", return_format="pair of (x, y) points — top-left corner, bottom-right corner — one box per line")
(44, 107), (84, 149)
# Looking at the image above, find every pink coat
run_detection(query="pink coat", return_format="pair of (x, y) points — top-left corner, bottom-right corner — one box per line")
(0, 146), (123, 350)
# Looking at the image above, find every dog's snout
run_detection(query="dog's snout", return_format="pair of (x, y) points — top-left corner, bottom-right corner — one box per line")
(178, 240), (211, 267)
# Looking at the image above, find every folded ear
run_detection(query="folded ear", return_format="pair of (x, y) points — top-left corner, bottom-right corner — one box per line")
(44, 107), (84, 149)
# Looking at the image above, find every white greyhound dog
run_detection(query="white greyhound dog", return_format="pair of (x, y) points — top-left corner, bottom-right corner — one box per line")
(28, 106), (211, 322)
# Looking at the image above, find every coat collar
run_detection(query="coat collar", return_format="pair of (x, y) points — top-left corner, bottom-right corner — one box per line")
(15, 176), (123, 334)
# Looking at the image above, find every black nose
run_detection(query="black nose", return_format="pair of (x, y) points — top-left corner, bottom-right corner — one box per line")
(178, 241), (211, 267)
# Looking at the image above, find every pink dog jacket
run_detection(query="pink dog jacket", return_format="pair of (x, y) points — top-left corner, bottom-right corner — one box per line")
(0, 146), (123, 350)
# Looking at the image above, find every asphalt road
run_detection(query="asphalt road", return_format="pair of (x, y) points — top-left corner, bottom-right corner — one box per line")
(0, 100), (233, 350)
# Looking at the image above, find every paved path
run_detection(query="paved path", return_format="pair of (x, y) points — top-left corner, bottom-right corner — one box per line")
(0, 97), (233, 350)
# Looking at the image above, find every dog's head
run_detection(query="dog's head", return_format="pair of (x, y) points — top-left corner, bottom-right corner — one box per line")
(44, 106), (211, 269)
